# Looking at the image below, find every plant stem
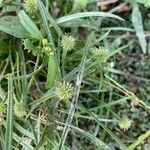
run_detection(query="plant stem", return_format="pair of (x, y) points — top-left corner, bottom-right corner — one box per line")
(58, 33), (94, 150)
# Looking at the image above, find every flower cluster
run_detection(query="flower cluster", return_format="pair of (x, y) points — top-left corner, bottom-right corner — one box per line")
(55, 81), (74, 100)
(76, 0), (87, 9)
(42, 39), (52, 54)
(0, 102), (6, 126)
(61, 35), (76, 52)
(0, 102), (6, 113)
(14, 101), (26, 117)
(24, 0), (38, 14)
(118, 117), (132, 130)
(91, 46), (109, 63)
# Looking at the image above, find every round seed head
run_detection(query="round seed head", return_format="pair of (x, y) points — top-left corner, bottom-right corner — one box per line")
(42, 39), (48, 46)
(14, 101), (26, 117)
(24, 0), (38, 14)
(55, 81), (74, 100)
(118, 117), (132, 130)
(61, 35), (76, 52)
(76, 0), (87, 9)
(91, 47), (109, 62)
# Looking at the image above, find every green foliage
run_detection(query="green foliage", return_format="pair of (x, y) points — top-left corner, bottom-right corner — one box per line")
(136, 0), (150, 7)
(0, 0), (149, 150)
(4, 74), (13, 150)
(18, 10), (43, 40)
(45, 52), (57, 89)
(127, 130), (150, 150)
(132, 1), (147, 53)
(0, 16), (30, 38)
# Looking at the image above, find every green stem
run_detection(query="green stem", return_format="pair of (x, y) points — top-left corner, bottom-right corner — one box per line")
(62, 51), (67, 79)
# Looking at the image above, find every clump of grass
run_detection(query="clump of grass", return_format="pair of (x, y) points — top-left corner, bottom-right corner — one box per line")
(0, 0), (149, 150)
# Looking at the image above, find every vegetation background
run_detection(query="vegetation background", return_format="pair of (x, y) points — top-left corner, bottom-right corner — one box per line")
(0, 0), (150, 150)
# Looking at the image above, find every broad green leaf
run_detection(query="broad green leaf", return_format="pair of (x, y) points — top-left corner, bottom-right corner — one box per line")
(18, 10), (43, 40)
(4, 74), (13, 150)
(0, 16), (30, 38)
(132, 2), (147, 53)
(56, 11), (124, 24)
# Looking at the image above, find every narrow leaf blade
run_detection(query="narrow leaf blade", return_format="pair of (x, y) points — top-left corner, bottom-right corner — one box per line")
(18, 10), (43, 40)
(4, 74), (13, 150)
(56, 11), (124, 24)
(132, 2), (147, 53)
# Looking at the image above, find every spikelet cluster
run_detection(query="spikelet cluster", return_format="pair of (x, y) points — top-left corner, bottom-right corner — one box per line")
(76, 0), (87, 9)
(0, 102), (6, 126)
(14, 101), (26, 117)
(24, 0), (38, 14)
(42, 39), (52, 54)
(118, 117), (132, 130)
(0, 102), (6, 113)
(91, 47), (109, 63)
(55, 81), (74, 100)
(73, 0), (87, 10)
(61, 35), (76, 52)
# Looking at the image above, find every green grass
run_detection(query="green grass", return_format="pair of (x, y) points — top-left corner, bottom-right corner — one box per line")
(0, 0), (150, 150)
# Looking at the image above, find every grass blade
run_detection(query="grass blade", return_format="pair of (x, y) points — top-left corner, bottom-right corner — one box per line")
(18, 10), (43, 40)
(127, 130), (150, 150)
(4, 74), (13, 150)
(58, 33), (94, 149)
(38, 0), (63, 37)
(132, 1), (147, 53)
(58, 122), (111, 150)
(56, 11), (124, 24)
(79, 104), (127, 150)
(0, 16), (30, 38)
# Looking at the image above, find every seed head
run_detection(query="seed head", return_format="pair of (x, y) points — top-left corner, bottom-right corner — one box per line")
(42, 39), (52, 54)
(55, 81), (74, 100)
(24, 0), (38, 14)
(14, 101), (26, 117)
(42, 39), (48, 46)
(61, 35), (76, 52)
(118, 117), (132, 130)
(43, 47), (52, 53)
(76, 0), (87, 9)
(0, 102), (6, 113)
(91, 47), (109, 62)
